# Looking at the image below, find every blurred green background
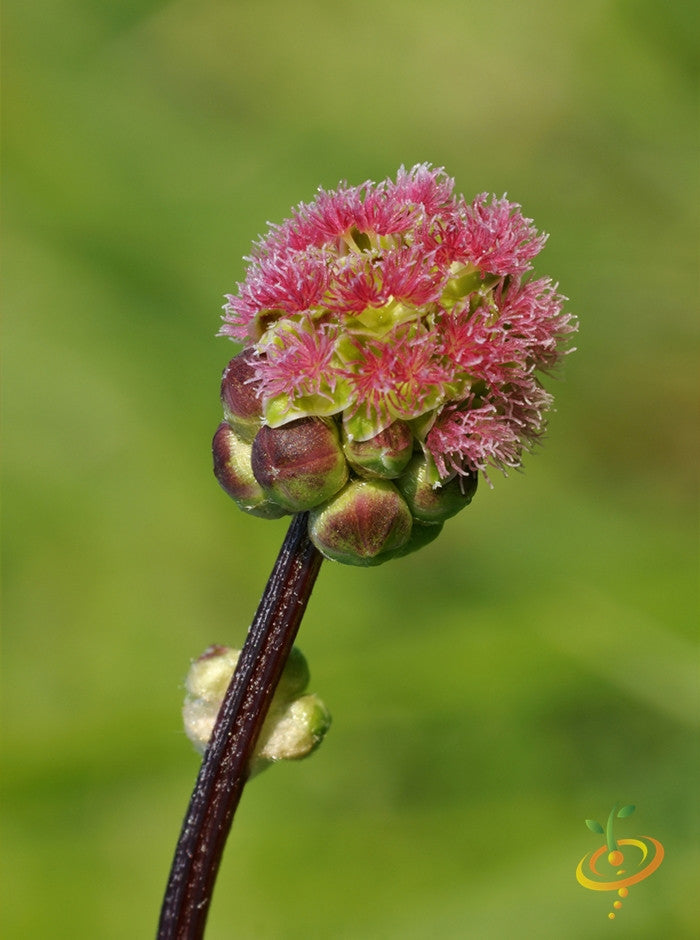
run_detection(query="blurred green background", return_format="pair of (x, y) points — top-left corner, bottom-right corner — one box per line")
(2, 0), (698, 937)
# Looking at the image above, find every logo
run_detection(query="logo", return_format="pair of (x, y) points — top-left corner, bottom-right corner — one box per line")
(576, 802), (664, 921)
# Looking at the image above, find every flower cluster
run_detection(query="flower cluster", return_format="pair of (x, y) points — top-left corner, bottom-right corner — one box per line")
(214, 165), (575, 565)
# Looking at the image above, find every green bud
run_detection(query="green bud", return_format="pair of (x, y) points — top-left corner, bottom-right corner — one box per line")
(274, 645), (310, 700)
(389, 520), (444, 558)
(308, 478), (413, 566)
(182, 645), (331, 772)
(342, 420), (414, 479)
(251, 417), (349, 512)
(212, 422), (287, 518)
(255, 693), (331, 770)
(183, 645), (240, 753)
(220, 349), (264, 442)
(185, 644), (238, 700)
(396, 454), (478, 523)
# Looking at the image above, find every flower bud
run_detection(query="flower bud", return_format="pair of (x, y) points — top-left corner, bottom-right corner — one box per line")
(220, 349), (263, 442)
(251, 417), (348, 512)
(308, 478), (413, 566)
(396, 454), (478, 523)
(256, 693), (331, 767)
(212, 422), (287, 518)
(183, 645), (240, 753)
(389, 520), (444, 558)
(182, 645), (330, 773)
(342, 420), (414, 479)
(273, 645), (310, 700)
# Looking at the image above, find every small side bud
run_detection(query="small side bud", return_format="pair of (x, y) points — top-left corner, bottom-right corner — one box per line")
(308, 478), (413, 566)
(342, 420), (414, 479)
(273, 645), (310, 700)
(255, 694), (331, 769)
(212, 422), (287, 518)
(220, 349), (264, 442)
(183, 645), (240, 753)
(396, 454), (478, 523)
(251, 417), (349, 512)
(183, 645), (330, 773)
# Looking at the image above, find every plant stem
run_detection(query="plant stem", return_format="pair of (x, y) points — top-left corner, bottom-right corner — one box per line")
(158, 513), (323, 940)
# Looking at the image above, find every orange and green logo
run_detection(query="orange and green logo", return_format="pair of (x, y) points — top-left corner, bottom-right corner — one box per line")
(576, 802), (664, 921)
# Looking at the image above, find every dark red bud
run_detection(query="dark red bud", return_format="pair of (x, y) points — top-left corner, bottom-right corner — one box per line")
(308, 479), (412, 566)
(213, 422), (287, 518)
(220, 349), (263, 441)
(251, 417), (348, 512)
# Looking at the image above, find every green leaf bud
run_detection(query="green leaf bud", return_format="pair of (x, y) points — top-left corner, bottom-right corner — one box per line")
(183, 644), (330, 772)
(183, 645), (240, 753)
(220, 349), (264, 442)
(212, 422), (287, 518)
(255, 693), (331, 770)
(342, 420), (414, 479)
(396, 453), (478, 523)
(251, 417), (348, 512)
(308, 478), (413, 566)
(274, 645), (310, 700)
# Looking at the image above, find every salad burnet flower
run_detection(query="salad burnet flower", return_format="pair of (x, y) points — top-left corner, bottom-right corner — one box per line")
(214, 165), (576, 565)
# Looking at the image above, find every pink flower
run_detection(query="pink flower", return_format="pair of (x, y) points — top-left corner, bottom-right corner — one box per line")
(342, 324), (453, 428)
(458, 193), (547, 276)
(223, 249), (329, 340)
(253, 319), (340, 402)
(220, 165), (575, 481)
(428, 399), (524, 479)
(495, 276), (575, 370)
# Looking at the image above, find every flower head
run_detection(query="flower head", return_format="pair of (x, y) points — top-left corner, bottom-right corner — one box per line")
(215, 165), (576, 563)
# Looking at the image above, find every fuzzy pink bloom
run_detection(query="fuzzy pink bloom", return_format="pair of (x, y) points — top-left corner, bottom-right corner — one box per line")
(220, 165), (575, 480)
(323, 245), (441, 314)
(428, 400), (524, 479)
(389, 163), (457, 216)
(343, 325), (453, 426)
(223, 249), (329, 340)
(270, 178), (422, 253)
(254, 320), (340, 402)
(458, 194), (547, 276)
(379, 245), (444, 307)
(495, 277), (575, 370)
(324, 254), (386, 313)
(436, 304), (519, 388)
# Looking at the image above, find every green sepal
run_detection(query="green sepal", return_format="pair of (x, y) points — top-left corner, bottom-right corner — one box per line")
(342, 408), (393, 443)
(441, 268), (501, 307)
(408, 410), (438, 444)
(263, 380), (353, 428)
(418, 446), (445, 489)
(350, 301), (420, 337)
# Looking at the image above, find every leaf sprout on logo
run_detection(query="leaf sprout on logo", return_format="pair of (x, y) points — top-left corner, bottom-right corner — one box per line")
(585, 802), (636, 867)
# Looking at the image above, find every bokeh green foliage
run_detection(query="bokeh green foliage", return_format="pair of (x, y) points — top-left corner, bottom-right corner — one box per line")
(2, 0), (698, 937)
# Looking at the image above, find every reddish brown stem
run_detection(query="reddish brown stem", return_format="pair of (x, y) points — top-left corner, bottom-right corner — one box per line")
(158, 513), (323, 939)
